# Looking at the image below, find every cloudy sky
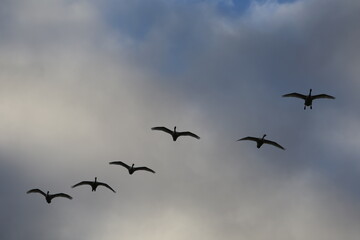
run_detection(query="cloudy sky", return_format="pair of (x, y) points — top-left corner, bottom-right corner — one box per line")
(1, 0), (360, 239)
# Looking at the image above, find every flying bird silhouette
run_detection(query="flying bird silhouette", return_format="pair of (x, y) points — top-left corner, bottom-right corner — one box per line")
(237, 134), (285, 150)
(109, 161), (155, 175)
(151, 126), (200, 141)
(27, 189), (72, 203)
(72, 177), (116, 193)
(282, 89), (335, 109)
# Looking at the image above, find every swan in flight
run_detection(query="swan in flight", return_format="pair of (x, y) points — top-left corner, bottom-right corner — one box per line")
(109, 161), (155, 175)
(237, 134), (285, 150)
(151, 126), (200, 141)
(72, 177), (116, 193)
(282, 89), (335, 109)
(27, 189), (72, 203)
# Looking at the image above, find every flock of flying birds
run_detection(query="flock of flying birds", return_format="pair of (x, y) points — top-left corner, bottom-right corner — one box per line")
(26, 88), (335, 203)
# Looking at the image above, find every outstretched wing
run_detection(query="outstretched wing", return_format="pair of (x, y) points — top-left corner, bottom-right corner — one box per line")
(178, 131), (200, 139)
(72, 181), (93, 188)
(282, 93), (307, 100)
(151, 127), (173, 135)
(51, 193), (73, 200)
(109, 161), (130, 170)
(27, 189), (46, 197)
(97, 182), (116, 193)
(134, 167), (156, 174)
(263, 139), (285, 150)
(312, 94), (335, 100)
(237, 136), (259, 142)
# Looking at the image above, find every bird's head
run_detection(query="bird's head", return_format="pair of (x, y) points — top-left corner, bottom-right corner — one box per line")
(174, 126), (177, 131)
(262, 134), (267, 139)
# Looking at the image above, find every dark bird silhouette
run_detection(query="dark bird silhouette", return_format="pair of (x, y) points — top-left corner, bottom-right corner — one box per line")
(151, 126), (200, 141)
(282, 89), (335, 109)
(26, 189), (72, 203)
(72, 177), (116, 193)
(109, 161), (155, 175)
(237, 134), (285, 150)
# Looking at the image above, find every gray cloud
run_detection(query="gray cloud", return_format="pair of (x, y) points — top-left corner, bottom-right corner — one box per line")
(1, 0), (360, 239)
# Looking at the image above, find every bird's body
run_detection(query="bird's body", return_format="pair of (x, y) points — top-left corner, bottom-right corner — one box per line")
(109, 161), (155, 175)
(151, 126), (200, 141)
(72, 177), (116, 193)
(237, 134), (285, 150)
(27, 189), (72, 203)
(282, 89), (335, 109)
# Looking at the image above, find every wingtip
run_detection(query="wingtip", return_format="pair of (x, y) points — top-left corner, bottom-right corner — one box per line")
(26, 189), (38, 194)
(109, 161), (122, 164)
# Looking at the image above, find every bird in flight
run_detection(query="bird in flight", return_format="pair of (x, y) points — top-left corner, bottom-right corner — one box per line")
(109, 161), (155, 175)
(72, 177), (116, 193)
(282, 89), (335, 109)
(27, 189), (72, 203)
(237, 134), (285, 150)
(151, 126), (200, 141)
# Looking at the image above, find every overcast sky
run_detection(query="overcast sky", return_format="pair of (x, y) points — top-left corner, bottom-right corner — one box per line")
(1, 0), (360, 239)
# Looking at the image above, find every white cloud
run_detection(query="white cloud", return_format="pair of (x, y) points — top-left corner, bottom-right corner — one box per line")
(1, 0), (360, 239)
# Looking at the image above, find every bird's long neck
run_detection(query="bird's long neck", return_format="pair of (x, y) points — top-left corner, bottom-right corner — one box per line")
(95, 177), (97, 183)
(309, 89), (312, 96)
(174, 126), (177, 134)
(262, 134), (266, 140)
(46, 191), (49, 197)
(131, 164), (134, 169)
